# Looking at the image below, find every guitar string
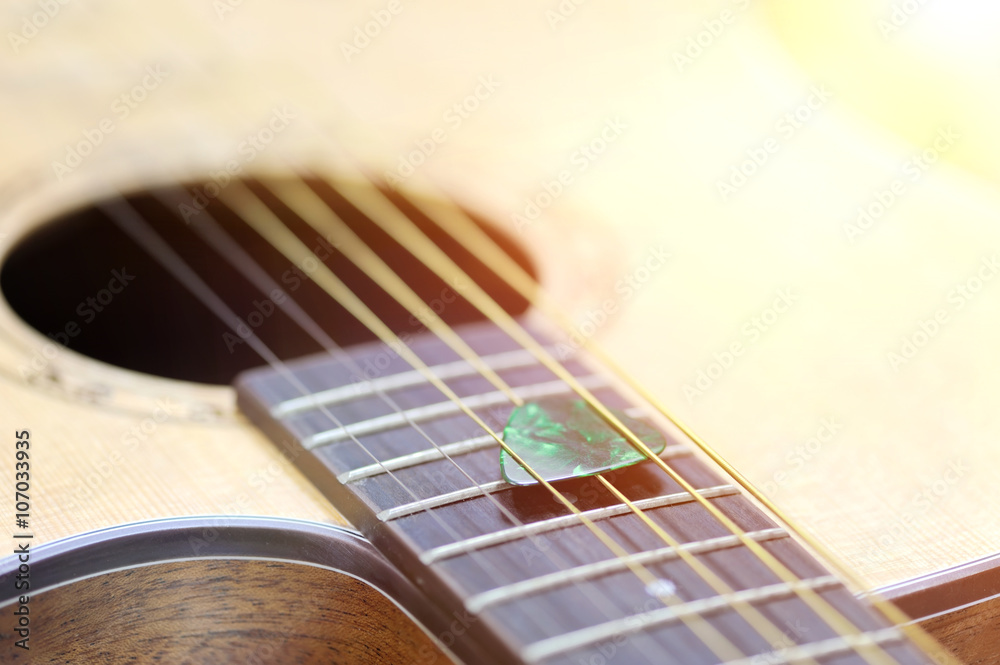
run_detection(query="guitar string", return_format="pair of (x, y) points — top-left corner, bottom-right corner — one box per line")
(99, 195), (623, 660)
(217, 27), (900, 657)
(114, 181), (726, 662)
(148, 187), (677, 665)
(100, 194), (680, 663)
(155, 85), (748, 660)
(239, 174), (863, 663)
(379, 178), (958, 665)
(105, 124), (916, 660)
(294, 87), (951, 660)
(117, 176), (900, 664)
(264, 153), (898, 665)
(182, 11), (936, 651)
(253, 115), (906, 663)
(242, 173), (831, 664)
(213, 180), (753, 663)
(110, 15), (931, 661)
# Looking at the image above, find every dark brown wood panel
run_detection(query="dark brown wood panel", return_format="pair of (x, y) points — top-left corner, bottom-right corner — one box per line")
(0, 559), (448, 665)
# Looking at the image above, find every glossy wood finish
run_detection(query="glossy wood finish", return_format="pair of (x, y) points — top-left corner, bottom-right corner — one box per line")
(917, 598), (1000, 665)
(0, 559), (446, 664)
(0, 517), (475, 663)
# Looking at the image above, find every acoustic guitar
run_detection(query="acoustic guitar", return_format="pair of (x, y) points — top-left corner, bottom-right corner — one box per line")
(2, 1), (998, 663)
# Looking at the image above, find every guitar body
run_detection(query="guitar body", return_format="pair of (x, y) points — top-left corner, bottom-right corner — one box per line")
(0, 518), (452, 663)
(3, 0), (1000, 662)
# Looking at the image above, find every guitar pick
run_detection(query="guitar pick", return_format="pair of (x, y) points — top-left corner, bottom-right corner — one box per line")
(500, 398), (666, 486)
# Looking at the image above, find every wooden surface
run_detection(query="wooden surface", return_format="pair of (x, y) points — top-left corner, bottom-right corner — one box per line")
(0, 559), (447, 664)
(1, 0), (999, 612)
(917, 596), (1000, 665)
(237, 321), (940, 664)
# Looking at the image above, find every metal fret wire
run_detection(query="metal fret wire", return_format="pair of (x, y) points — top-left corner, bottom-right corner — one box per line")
(144, 189), (662, 661)
(372, 444), (693, 521)
(419, 484), (737, 564)
(102, 197), (616, 662)
(248, 174), (841, 664)
(246, 151), (900, 665)
(217, 180), (755, 663)
(341, 433), (687, 485)
(301, 375), (608, 449)
(465, 529), (790, 613)
(525, 580), (896, 665)
(376, 167), (956, 664)
(270, 347), (548, 418)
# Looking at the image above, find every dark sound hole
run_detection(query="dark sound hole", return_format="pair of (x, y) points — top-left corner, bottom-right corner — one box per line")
(0, 177), (536, 385)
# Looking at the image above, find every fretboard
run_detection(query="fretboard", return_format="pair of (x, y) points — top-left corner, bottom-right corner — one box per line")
(235, 321), (937, 665)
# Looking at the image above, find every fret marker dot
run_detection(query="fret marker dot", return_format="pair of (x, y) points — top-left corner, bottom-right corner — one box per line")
(500, 398), (667, 486)
(645, 579), (677, 598)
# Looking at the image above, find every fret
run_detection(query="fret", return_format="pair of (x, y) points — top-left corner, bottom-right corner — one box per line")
(420, 481), (731, 564)
(519, 576), (844, 663)
(302, 374), (607, 449)
(375, 443), (696, 524)
(377, 479), (512, 522)
(271, 347), (551, 417)
(719, 629), (906, 665)
(341, 419), (678, 485)
(338, 433), (497, 483)
(623, 406), (645, 418)
(465, 527), (788, 613)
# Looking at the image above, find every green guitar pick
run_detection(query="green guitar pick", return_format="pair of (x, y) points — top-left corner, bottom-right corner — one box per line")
(500, 398), (666, 486)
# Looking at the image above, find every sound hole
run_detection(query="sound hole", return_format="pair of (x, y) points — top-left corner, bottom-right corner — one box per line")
(0, 177), (536, 385)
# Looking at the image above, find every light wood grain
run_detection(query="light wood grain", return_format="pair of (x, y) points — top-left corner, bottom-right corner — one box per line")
(1, 0), (998, 622)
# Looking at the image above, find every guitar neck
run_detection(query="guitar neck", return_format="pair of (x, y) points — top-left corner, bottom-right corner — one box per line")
(235, 320), (936, 665)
